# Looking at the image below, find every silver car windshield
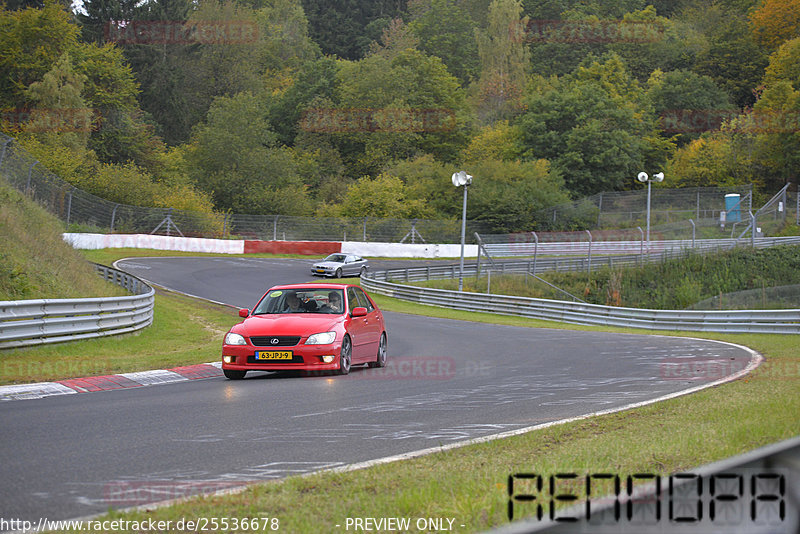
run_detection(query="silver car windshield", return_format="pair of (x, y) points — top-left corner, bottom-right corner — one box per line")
(324, 254), (346, 263)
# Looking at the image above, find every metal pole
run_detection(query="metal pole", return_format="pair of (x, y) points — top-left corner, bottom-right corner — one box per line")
(532, 231), (538, 276)
(586, 229), (592, 274)
(66, 191), (72, 225)
(597, 193), (603, 227)
(696, 191), (700, 220)
(26, 161), (38, 194)
(646, 179), (651, 252)
(0, 138), (11, 168)
(637, 226), (644, 260)
(689, 219), (695, 249)
(458, 184), (468, 292)
(110, 204), (119, 233)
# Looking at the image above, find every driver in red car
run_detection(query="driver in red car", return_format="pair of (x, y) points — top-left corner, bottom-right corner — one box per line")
(283, 292), (303, 313)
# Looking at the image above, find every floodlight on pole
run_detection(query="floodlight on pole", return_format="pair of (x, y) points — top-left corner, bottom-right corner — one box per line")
(451, 171), (472, 292)
(637, 171), (664, 252)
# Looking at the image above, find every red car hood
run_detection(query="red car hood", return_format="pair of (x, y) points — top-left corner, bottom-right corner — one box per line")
(234, 314), (343, 338)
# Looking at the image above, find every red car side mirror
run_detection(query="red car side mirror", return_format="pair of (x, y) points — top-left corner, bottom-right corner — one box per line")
(239, 309), (249, 318)
(351, 307), (367, 317)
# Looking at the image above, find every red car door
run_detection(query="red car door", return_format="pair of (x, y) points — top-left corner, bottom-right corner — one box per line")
(346, 286), (380, 363)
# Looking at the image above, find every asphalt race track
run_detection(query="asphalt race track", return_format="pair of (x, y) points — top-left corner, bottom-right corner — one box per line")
(0, 257), (756, 524)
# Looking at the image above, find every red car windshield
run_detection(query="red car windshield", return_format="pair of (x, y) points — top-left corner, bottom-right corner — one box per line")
(253, 288), (345, 315)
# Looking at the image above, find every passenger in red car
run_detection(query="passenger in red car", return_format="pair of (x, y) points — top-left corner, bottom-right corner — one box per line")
(317, 291), (342, 314)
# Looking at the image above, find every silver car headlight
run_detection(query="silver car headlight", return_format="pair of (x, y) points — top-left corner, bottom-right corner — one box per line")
(225, 332), (246, 345)
(306, 331), (336, 345)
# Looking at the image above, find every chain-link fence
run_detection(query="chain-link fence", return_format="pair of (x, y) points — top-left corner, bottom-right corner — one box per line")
(1, 132), (797, 243)
(531, 185), (761, 230)
(689, 284), (800, 310)
(0, 134), (491, 243)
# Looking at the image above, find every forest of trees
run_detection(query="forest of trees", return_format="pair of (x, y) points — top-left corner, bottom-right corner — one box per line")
(1, 0), (799, 232)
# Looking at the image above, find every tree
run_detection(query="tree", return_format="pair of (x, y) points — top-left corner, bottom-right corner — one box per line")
(368, 17), (419, 60)
(608, 6), (702, 81)
(460, 120), (522, 162)
(475, 0), (529, 122)
(409, 0), (479, 85)
(749, 37), (800, 189)
(517, 54), (673, 196)
(0, 1), (78, 109)
(76, 0), (138, 44)
(179, 1), (264, 136)
(184, 91), (310, 215)
(666, 135), (750, 188)
(300, 0), (408, 60)
(120, 0), (193, 145)
(378, 154), (572, 231)
(646, 69), (734, 146)
(750, 0), (800, 51)
(332, 49), (469, 177)
(693, 8), (768, 108)
(256, 0), (321, 80)
(328, 173), (431, 218)
(67, 41), (168, 170)
(269, 57), (340, 146)
(465, 159), (571, 233)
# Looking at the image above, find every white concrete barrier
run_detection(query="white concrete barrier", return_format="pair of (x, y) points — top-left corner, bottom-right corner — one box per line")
(342, 241), (478, 259)
(63, 233), (245, 254)
(62, 234), (478, 258)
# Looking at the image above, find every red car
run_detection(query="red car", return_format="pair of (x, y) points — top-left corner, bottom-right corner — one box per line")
(221, 283), (387, 379)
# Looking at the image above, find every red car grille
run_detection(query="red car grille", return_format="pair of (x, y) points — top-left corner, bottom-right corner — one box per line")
(249, 336), (301, 347)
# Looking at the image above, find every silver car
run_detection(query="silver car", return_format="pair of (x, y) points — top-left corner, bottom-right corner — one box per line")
(311, 254), (369, 278)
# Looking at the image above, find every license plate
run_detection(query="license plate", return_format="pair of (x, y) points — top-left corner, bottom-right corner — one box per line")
(316, 269), (325, 273)
(255, 351), (293, 361)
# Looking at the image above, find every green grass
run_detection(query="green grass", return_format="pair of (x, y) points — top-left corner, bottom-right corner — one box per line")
(0, 183), (126, 300)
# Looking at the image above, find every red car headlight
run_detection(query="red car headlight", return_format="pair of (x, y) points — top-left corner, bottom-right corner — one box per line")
(224, 332), (247, 345)
(305, 331), (336, 345)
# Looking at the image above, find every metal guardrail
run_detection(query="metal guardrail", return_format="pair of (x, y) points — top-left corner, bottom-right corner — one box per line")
(361, 277), (800, 334)
(362, 237), (800, 334)
(364, 238), (800, 284)
(480, 235), (800, 258)
(0, 265), (154, 349)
